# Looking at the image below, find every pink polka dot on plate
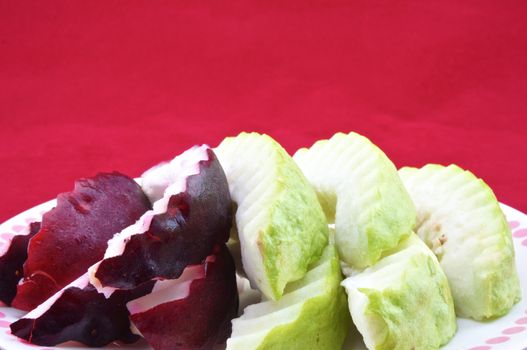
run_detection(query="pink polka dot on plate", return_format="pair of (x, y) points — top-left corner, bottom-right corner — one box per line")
(11, 225), (26, 233)
(522, 239), (527, 246)
(513, 229), (527, 238)
(503, 326), (525, 334)
(469, 346), (491, 350)
(0, 233), (12, 241)
(24, 217), (35, 224)
(486, 336), (510, 344)
(516, 317), (527, 324)
(509, 221), (521, 229)
(0, 311), (5, 318)
(4, 329), (9, 335)
(0, 320), (10, 327)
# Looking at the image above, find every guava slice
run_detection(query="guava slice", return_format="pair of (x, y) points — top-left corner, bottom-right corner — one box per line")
(0, 222), (40, 305)
(215, 132), (329, 301)
(10, 273), (154, 347)
(399, 164), (521, 319)
(90, 145), (232, 294)
(13, 172), (151, 311)
(293, 132), (416, 268)
(127, 245), (238, 350)
(226, 244), (350, 350)
(341, 234), (456, 350)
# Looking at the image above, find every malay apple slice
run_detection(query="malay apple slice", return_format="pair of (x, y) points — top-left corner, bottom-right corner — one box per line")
(341, 234), (456, 350)
(10, 273), (154, 347)
(90, 145), (232, 294)
(215, 132), (328, 301)
(293, 132), (416, 269)
(127, 245), (238, 350)
(12, 172), (151, 311)
(226, 243), (349, 350)
(399, 164), (521, 320)
(0, 222), (40, 305)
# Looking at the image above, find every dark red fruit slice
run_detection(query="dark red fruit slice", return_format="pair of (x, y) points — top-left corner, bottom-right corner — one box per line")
(0, 222), (41, 305)
(12, 172), (151, 311)
(127, 245), (239, 350)
(92, 146), (231, 291)
(10, 273), (155, 347)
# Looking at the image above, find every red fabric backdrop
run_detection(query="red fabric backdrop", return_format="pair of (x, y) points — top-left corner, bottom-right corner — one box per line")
(1, 1), (526, 223)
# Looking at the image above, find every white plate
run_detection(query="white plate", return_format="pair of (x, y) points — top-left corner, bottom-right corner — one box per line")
(0, 200), (526, 350)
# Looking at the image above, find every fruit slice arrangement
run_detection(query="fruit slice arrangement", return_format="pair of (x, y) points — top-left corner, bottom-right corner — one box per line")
(293, 132), (416, 269)
(227, 243), (350, 350)
(9, 145), (238, 349)
(1, 131), (521, 350)
(294, 132), (459, 349)
(399, 164), (521, 320)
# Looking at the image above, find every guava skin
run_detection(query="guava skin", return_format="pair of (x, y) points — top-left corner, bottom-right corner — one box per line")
(129, 245), (239, 350)
(95, 149), (232, 290)
(0, 222), (40, 305)
(12, 173), (152, 311)
(10, 280), (155, 347)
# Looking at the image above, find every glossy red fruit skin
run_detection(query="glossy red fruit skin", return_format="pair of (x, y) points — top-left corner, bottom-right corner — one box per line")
(95, 149), (232, 289)
(10, 277), (155, 347)
(0, 222), (40, 305)
(129, 245), (239, 350)
(12, 172), (151, 311)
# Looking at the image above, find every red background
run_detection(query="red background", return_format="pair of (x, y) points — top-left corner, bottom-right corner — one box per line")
(1, 1), (526, 223)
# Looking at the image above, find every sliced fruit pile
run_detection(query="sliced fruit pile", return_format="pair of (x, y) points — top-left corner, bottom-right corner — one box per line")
(7, 145), (238, 349)
(294, 132), (456, 349)
(0, 131), (520, 350)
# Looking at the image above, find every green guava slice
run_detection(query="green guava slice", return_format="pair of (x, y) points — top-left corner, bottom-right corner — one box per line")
(215, 132), (328, 300)
(342, 234), (457, 350)
(294, 132), (415, 268)
(399, 164), (521, 320)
